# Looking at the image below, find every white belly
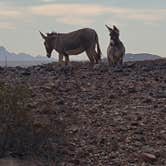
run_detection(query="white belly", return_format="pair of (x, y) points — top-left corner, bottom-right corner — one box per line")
(107, 45), (125, 58)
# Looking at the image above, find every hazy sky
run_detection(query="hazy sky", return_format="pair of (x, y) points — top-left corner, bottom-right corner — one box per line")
(0, 0), (166, 59)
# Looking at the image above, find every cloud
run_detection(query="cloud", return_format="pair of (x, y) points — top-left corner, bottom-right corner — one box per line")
(0, 5), (29, 30)
(41, 0), (55, 2)
(30, 4), (104, 17)
(30, 3), (166, 24)
(107, 7), (166, 22)
(1, 3), (166, 27)
(56, 16), (94, 26)
(30, 3), (105, 26)
(0, 22), (16, 29)
(0, 9), (20, 18)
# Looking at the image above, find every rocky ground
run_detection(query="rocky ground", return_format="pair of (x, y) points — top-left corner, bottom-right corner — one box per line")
(0, 59), (166, 166)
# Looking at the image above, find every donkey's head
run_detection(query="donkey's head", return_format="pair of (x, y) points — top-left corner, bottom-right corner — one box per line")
(105, 25), (120, 42)
(40, 32), (56, 58)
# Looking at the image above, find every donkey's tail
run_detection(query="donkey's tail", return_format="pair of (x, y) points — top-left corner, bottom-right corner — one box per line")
(96, 34), (102, 61)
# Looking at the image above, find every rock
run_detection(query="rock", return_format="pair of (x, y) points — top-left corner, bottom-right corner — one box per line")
(141, 153), (157, 162)
(113, 67), (123, 72)
(142, 67), (153, 72)
(142, 98), (153, 103)
(0, 67), (4, 71)
(125, 62), (136, 68)
(157, 89), (166, 98)
(128, 87), (137, 93)
(20, 69), (31, 76)
(69, 125), (79, 134)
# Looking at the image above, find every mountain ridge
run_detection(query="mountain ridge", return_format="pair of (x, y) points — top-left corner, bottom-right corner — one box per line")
(0, 46), (51, 61)
(0, 46), (162, 62)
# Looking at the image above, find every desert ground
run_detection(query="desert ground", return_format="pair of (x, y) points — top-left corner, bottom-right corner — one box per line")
(0, 59), (166, 166)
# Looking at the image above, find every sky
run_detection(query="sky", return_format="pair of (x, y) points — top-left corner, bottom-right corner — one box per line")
(0, 0), (166, 59)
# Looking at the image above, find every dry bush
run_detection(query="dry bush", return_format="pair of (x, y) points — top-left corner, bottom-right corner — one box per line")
(0, 84), (63, 161)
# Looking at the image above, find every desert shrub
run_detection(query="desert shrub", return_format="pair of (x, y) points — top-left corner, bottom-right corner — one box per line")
(0, 84), (60, 160)
(0, 84), (30, 156)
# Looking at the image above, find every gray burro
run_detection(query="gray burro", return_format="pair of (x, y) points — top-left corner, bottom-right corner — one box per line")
(40, 28), (101, 65)
(106, 25), (125, 68)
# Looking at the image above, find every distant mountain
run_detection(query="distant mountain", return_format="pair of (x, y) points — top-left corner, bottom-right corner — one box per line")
(124, 53), (161, 62)
(0, 46), (54, 62)
(0, 46), (162, 63)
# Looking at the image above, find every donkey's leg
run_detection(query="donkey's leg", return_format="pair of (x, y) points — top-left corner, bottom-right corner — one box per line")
(108, 53), (115, 66)
(96, 51), (101, 63)
(117, 54), (123, 68)
(108, 56), (111, 66)
(119, 56), (123, 66)
(64, 54), (69, 65)
(90, 44), (100, 64)
(91, 51), (99, 64)
(107, 47), (116, 67)
(91, 49), (99, 64)
(114, 55), (119, 66)
(94, 48), (101, 63)
(86, 49), (95, 64)
(58, 54), (64, 65)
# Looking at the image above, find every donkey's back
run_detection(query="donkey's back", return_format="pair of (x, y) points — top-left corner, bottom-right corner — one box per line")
(57, 28), (99, 52)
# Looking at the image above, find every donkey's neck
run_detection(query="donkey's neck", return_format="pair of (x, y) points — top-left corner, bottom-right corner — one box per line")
(111, 38), (121, 46)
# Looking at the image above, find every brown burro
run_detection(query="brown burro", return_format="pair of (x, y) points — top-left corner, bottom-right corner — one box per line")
(40, 28), (101, 65)
(106, 25), (125, 67)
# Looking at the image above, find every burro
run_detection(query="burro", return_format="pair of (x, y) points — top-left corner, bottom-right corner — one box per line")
(40, 28), (101, 65)
(106, 25), (125, 68)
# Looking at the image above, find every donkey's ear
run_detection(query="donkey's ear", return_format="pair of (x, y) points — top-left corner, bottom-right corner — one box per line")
(105, 25), (113, 33)
(39, 31), (46, 40)
(113, 25), (119, 33)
